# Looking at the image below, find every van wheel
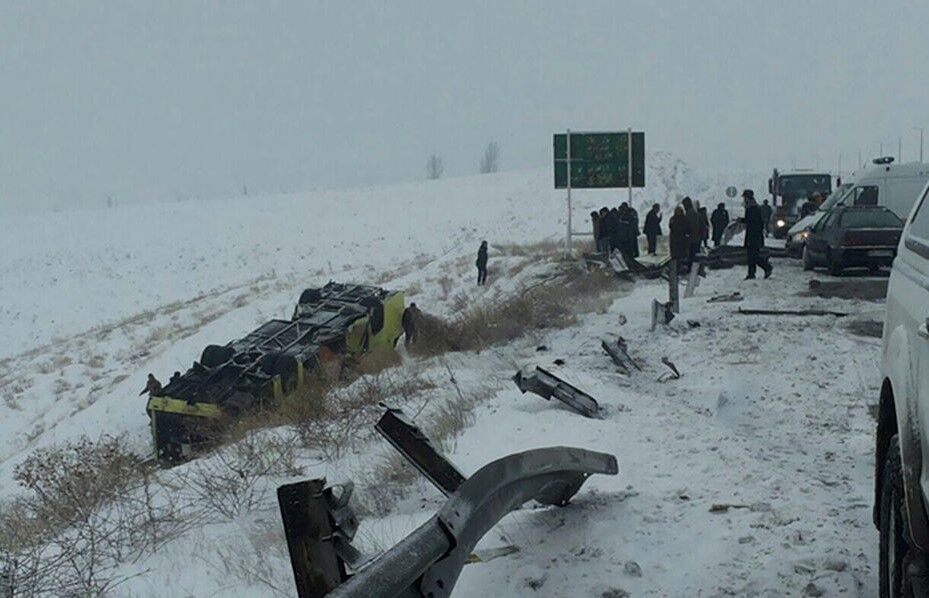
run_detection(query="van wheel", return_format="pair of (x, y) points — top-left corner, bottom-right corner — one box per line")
(802, 246), (814, 271)
(880, 436), (915, 597)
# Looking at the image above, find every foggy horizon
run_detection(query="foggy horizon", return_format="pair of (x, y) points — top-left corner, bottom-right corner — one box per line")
(2, 0), (928, 212)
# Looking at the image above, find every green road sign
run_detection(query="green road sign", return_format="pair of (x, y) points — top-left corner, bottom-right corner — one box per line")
(553, 131), (645, 189)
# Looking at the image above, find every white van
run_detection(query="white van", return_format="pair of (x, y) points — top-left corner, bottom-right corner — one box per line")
(833, 159), (929, 220)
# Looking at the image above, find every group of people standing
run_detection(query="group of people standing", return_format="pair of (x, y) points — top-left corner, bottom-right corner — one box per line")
(590, 203), (643, 259)
(664, 197), (731, 266)
(592, 197), (737, 265)
(669, 190), (771, 278)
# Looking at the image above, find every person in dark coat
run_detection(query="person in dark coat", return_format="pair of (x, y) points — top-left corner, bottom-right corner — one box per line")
(608, 208), (625, 256)
(618, 203), (641, 258)
(590, 211), (601, 249)
(139, 373), (163, 397)
(710, 202), (730, 247)
(681, 196), (702, 259)
(668, 206), (692, 272)
(476, 241), (489, 285)
(760, 199), (774, 236)
(615, 204), (635, 258)
(596, 207), (611, 253)
(402, 302), (420, 346)
(643, 203), (662, 255)
(698, 205), (710, 249)
(742, 190), (773, 279)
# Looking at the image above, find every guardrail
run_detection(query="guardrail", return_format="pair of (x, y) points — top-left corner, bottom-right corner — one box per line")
(278, 407), (618, 598)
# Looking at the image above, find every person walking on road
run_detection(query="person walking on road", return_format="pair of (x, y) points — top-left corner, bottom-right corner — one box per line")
(402, 302), (420, 346)
(669, 206), (692, 273)
(760, 199), (774, 237)
(742, 190), (773, 280)
(710, 202), (730, 247)
(643, 203), (662, 255)
(140, 373), (162, 397)
(476, 241), (489, 286)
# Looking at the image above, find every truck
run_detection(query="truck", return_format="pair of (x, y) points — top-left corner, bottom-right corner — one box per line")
(146, 282), (405, 461)
(768, 169), (833, 239)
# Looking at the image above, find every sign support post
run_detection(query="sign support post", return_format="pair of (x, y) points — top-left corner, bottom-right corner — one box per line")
(565, 129), (573, 258)
(627, 127), (633, 207)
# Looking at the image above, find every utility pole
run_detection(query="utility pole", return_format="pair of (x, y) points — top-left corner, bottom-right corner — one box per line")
(915, 127), (925, 163)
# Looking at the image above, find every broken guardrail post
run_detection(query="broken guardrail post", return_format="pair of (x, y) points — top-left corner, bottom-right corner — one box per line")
(601, 337), (641, 375)
(668, 259), (680, 313)
(375, 407), (466, 496)
(277, 479), (349, 598)
(683, 259), (702, 299)
(513, 365), (600, 418)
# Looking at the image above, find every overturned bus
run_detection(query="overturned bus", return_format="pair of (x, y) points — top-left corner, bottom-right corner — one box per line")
(146, 283), (404, 461)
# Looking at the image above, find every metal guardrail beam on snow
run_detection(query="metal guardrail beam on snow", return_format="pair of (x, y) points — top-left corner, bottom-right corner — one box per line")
(329, 446), (617, 598)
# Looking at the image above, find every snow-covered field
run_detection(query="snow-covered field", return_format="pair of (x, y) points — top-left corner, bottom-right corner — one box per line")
(0, 154), (881, 596)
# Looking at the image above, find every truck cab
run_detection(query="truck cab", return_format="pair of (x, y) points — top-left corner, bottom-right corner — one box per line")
(768, 169), (832, 238)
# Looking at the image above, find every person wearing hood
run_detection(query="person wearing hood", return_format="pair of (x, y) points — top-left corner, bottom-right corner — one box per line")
(476, 241), (489, 285)
(617, 203), (639, 258)
(742, 190), (773, 279)
(668, 206), (692, 271)
(681, 196), (702, 259)
(643, 203), (662, 255)
(710, 202), (730, 247)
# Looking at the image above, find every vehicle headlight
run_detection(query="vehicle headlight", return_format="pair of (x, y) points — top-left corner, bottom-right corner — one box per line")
(799, 231), (809, 239)
(776, 219), (786, 228)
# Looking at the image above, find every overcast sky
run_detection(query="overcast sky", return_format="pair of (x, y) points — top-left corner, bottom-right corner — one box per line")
(1, 1), (928, 211)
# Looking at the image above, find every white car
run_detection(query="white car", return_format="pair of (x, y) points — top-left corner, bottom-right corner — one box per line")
(875, 180), (929, 596)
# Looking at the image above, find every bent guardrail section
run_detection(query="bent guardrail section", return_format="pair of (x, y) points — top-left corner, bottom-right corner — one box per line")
(328, 446), (618, 598)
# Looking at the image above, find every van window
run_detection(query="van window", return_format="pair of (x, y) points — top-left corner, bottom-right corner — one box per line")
(839, 210), (902, 228)
(820, 211), (840, 230)
(851, 185), (879, 206)
(908, 192), (929, 246)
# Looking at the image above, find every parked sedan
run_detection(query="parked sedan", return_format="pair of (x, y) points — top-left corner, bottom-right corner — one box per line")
(786, 212), (825, 257)
(802, 206), (903, 275)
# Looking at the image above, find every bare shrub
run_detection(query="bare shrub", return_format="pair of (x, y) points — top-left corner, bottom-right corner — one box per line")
(282, 367), (437, 460)
(411, 262), (622, 358)
(437, 275), (454, 300)
(426, 154), (444, 180)
(494, 239), (561, 257)
(479, 141), (500, 174)
(212, 519), (292, 597)
(3, 435), (189, 596)
(175, 430), (302, 521)
(354, 452), (421, 518)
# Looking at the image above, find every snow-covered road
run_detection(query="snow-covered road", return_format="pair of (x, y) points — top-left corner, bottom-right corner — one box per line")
(435, 259), (882, 597)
